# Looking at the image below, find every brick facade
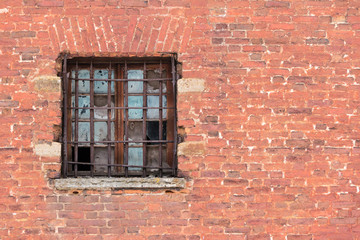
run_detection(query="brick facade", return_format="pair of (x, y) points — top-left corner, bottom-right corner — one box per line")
(1, 0), (360, 239)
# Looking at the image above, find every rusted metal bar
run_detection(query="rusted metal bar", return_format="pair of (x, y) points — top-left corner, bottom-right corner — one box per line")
(171, 55), (177, 177)
(69, 140), (174, 144)
(68, 77), (172, 82)
(70, 106), (175, 110)
(62, 54), (68, 177)
(68, 58), (173, 64)
(142, 62), (147, 177)
(124, 61), (129, 177)
(67, 161), (173, 169)
(90, 60), (95, 177)
(74, 61), (79, 177)
(107, 62), (112, 177)
(159, 59), (163, 177)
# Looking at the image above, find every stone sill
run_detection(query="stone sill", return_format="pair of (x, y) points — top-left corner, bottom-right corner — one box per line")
(54, 177), (186, 190)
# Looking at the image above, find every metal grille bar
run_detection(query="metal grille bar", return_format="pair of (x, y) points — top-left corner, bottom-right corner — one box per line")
(142, 62), (147, 177)
(62, 54), (68, 177)
(74, 61), (79, 177)
(69, 140), (174, 144)
(69, 106), (175, 110)
(68, 77), (172, 82)
(90, 60), (95, 177)
(124, 61), (129, 177)
(171, 55), (178, 176)
(159, 59), (163, 177)
(107, 61), (112, 177)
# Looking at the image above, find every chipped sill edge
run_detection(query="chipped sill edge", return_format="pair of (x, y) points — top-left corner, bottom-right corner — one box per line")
(54, 177), (186, 190)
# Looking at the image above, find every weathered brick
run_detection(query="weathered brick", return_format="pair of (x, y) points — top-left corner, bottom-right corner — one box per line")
(306, 38), (329, 45)
(178, 78), (205, 93)
(265, 1), (290, 8)
(287, 235), (313, 240)
(178, 141), (205, 156)
(36, 1), (64, 7)
(33, 76), (61, 92)
(121, 0), (148, 7)
(287, 108), (312, 115)
(286, 139), (311, 148)
(229, 24), (254, 30)
(10, 31), (36, 38)
(204, 218), (230, 227)
(0, 101), (19, 108)
(34, 142), (61, 157)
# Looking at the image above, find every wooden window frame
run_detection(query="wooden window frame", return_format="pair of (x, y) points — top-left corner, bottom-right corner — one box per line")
(61, 56), (178, 178)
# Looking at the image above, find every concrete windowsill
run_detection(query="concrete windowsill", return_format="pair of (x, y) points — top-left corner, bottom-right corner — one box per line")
(54, 177), (186, 190)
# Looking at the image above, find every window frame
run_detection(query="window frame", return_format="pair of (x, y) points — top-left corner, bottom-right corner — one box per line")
(61, 55), (178, 178)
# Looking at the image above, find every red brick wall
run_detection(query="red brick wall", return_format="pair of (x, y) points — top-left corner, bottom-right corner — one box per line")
(1, 0), (360, 239)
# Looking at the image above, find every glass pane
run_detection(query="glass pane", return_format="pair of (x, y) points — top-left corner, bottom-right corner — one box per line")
(146, 69), (167, 93)
(128, 147), (143, 170)
(128, 121), (142, 146)
(94, 122), (115, 143)
(127, 70), (143, 93)
(94, 147), (114, 173)
(72, 96), (90, 119)
(147, 96), (167, 119)
(147, 69), (167, 79)
(128, 96), (143, 119)
(146, 146), (167, 168)
(72, 122), (90, 145)
(72, 70), (90, 93)
(146, 81), (167, 94)
(146, 121), (167, 142)
(94, 96), (115, 120)
(94, 69), (115, 94)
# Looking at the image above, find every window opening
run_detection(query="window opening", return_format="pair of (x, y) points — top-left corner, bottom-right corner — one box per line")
(62, 56), (178, 177)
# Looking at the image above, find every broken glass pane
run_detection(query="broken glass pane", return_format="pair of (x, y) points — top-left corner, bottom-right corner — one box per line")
(128, 147), (143, 170)
(94, 122), (115, 143)
(128, 121), (142, 146)
(94, 147), (114, 173)
(147, 96), (167, 119)
(71, 147), (90, 171)
(128, 96), (143, 119)
(94, 95), (115, 120)
(146, 69), (167, 93)
(72, 96), (90, 119)
(127, 70), (143, 93)
(94, 69), (115, 94)
(146, 81), (167, 94)
(146, 121), (167, 142)
(71, 70), (90, 93)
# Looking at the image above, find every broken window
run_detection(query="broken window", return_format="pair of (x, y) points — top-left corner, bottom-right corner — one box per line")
(62, 56), (178, 177)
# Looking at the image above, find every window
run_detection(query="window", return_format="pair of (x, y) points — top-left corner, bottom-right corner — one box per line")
(61, 56), (178, 178)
